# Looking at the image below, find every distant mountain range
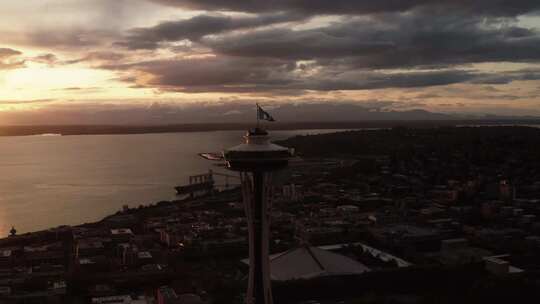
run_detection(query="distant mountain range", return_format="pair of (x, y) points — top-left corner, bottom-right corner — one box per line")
(0, 102), (538, 135)
(134, 103), (539, 123)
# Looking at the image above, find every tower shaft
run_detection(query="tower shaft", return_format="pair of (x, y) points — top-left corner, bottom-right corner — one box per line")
(224, 127), (290, 304)
(241, 172), (273, 304)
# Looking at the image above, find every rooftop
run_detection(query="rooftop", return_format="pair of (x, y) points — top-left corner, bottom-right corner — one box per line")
(244, 245), (370, 281)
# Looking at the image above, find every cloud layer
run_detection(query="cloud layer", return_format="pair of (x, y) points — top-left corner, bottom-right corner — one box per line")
(99, 2), (540, 94)
(1, 0), (540, 122)
(149, 0), (540, 17)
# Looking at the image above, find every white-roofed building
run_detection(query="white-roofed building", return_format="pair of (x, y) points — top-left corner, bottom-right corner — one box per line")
(244, 245), (370, 281)
(92, 295), (149, 304)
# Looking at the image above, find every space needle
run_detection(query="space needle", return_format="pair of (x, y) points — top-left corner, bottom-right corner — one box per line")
(223, 105), (291, 304)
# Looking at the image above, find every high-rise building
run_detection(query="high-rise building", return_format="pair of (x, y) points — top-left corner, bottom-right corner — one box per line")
(224, 128), (290, 304)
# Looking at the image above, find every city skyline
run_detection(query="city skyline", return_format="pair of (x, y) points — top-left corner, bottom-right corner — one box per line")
(1, 1), (540, 124)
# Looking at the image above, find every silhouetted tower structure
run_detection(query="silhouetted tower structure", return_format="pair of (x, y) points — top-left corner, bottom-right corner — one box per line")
(224, 128), (290, 304)
(9, 226), (16, 237)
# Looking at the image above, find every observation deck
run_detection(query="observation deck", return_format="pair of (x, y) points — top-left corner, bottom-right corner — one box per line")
(224, 128), (291, 172)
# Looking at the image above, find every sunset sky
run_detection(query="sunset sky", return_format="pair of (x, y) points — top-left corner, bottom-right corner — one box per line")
(1, 0), (540, 124)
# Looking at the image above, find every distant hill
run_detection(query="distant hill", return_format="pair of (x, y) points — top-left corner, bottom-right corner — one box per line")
(1, 102), (538, 126)
(0, 119), (539, 136)
(277, 125), (540, 162)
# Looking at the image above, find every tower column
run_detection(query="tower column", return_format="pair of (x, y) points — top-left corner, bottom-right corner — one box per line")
(224, 127), (290, 304)
(243, 172), (273, 304)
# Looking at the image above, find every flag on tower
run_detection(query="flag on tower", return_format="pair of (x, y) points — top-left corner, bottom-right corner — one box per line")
(257, 104), (275, 122)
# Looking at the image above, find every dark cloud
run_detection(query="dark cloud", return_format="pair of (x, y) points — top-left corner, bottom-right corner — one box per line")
(6, 0), (531, 100)
(104, 56), (295, 91)
(0, 47), (24, 70)
(105, 47), (540, 93)
(305, 70), (479, 91)
(94, 3), (540, 95)
(205, 26), (394, 60)
(104, 55), (484, 92)
(471, 68), (540, 84)
(0, 48), (22, 58)
(53, 87), (104, 93)
(64, 51), (127, 65)
(31, 53), (58, 66)
(117, 12), (305, 50)
(148, 0), (540, 16)
(205, 12), (540, 68)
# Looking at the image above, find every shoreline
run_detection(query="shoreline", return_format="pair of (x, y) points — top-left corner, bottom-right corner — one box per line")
(0, 187), (229, 242)
(2, 123), (540, 238)
(0, 119), (539, 137)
